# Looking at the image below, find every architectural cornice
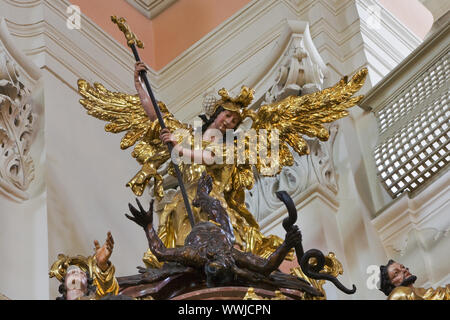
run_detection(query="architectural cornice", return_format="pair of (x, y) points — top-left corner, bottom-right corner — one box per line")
(418, 0), (450, 22)
(260, 183), (339, 233)
(0, 18), (41, 83)
(149, 0), (281, 83)
(125, 0), (177, 19)
(372, 171), (450, 244)
(359, 21), (449, 112)
(357, 0), (421, 51)
(2, 0), (41, 8)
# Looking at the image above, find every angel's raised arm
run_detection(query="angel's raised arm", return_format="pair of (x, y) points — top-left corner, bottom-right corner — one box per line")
(134, 61), (157, 122)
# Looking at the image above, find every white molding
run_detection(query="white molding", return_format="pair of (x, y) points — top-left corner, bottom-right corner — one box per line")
(260, 183), (339, 233)
(147, 0), (280, 80)
(2, 0), (41, 8)
(0, 18), (41, 83)
(42, 0), (135, 89)
(357, 0), (421, 53)
(418, 0), (450, 22)
(125, 0), (177, 19)
(359, 21), (449, 112)
(147, 0), (289, 107)
(353, 0), (422, 86)
(3, 0), (136, 92)
(372, 171), (450, 245)
(247, 125), (340, 223)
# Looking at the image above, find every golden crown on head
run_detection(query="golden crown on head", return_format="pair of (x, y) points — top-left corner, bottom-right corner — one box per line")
(49, 254), (95, 282)
(204, 86), (255, 119)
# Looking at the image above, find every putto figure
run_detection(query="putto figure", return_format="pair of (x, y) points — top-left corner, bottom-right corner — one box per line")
(77, 64), (367, 265)
(49, 232), (119, 300)
(379, 260), (449, 300)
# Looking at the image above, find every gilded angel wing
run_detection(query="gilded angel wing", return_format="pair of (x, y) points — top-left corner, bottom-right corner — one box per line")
(225, 69), (367, 231)
(77, 79), (183, 198)
(250, 68), (368, 176)
(78, 79), (157, 149)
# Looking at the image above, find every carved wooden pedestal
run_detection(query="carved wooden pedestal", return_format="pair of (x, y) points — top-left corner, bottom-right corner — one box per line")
(171, 286), (303, 300)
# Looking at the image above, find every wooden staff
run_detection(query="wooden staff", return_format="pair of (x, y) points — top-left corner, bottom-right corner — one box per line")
(111, 16), (195, 227)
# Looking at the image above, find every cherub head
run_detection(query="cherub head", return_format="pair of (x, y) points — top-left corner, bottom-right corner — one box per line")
(379, 260), (417, 296)
(50, 232), (114, 300)
(57, 265), (97, 300)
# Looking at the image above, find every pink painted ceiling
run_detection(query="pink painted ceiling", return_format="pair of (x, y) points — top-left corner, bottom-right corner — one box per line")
(70, 0), (433, 71)
(70, 0), (251, 71)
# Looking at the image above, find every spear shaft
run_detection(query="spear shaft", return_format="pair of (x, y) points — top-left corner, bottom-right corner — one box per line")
(112, 16), (195, 227)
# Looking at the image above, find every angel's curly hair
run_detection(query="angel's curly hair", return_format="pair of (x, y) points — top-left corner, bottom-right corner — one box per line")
(199, 86), (253, 134)
(199, 106), (225, 134)
(198, 106), (243, 136)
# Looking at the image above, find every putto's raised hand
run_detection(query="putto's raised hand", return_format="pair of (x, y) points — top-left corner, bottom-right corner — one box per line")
(94, 231), (114, 272)
(125, 198), (154, 229)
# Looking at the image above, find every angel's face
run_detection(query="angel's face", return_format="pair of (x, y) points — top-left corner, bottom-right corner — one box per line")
(213, 110), (241, 134)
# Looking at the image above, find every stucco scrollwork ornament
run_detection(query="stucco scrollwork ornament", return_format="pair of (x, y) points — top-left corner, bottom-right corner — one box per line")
(280, 123), (339, 192)
(261, 36), (325, 106)
(0, 53), (35, 200)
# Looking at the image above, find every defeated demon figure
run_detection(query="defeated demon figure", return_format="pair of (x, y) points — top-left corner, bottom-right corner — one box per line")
(118, 173), (322, 299)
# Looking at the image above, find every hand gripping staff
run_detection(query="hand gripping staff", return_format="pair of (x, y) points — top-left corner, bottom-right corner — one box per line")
(111, 16), (195, 227)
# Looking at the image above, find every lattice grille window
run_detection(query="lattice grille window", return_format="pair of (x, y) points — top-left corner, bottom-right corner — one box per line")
(374, 51), (449, 198)
(377, 52), (449, 134)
